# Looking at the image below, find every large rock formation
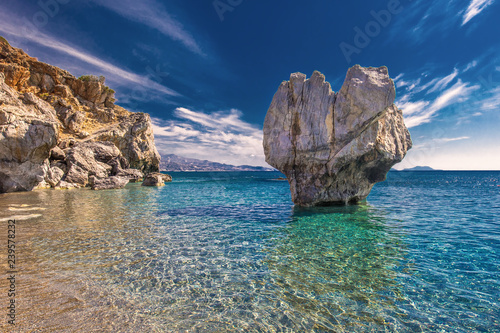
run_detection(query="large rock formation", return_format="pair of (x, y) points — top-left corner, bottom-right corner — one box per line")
(263, 65), (412, 206)
(0, 37), (160, 193)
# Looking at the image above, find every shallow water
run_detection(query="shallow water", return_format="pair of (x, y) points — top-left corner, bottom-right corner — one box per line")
(0, 171), (498, 332)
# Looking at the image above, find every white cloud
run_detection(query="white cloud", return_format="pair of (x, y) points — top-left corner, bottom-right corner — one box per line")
(396, 80), (408, 88)
(414, 77), (440, 93)
(435, 136), (470, 143)
(480, 86), (500, 110)
(431, 80), (477, 110)
(393, 73), (404, 82)
(405, 136), (470, 151)
(152, 108), (268, 167)
(174, 107), (260, 134)
(462, 0), (495, 25)
(397, 100), (430, 116)
(464, 60), (478, 72)
(427, 69), (459, 93)
(397, 78), (421, 90)
(0, 14), (180, 97)
(403, 80), (480, 128)
(91, 0), (204, 56)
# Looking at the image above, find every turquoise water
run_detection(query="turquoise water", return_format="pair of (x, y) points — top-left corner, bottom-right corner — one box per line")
(0, 171), (499, 332)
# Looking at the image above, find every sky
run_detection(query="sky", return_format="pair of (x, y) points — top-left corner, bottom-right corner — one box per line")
(0, 0), (499, 170)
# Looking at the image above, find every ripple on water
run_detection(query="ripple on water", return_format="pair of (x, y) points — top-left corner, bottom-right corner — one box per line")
(0, 171), (498, 332)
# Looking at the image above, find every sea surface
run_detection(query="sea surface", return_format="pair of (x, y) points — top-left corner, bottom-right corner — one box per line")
(0, 171), (499, 332)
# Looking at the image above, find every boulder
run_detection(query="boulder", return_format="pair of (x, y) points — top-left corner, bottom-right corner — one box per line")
(45, 166), (64, 187)
(91, 176), (129, 190)
(142, 172), (172, 187)
(0, 73), (59, 192)
(263, 65), (412, 206)
(116, 168), (144, 182)
(64, 141), (120, 186)
(55, 181), (81, 190)
(64, 164), (90, 186)
(50, 146), (66, 160)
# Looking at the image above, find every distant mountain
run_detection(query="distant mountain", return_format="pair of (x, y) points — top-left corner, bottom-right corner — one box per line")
(400, 166), (439, 171)
(160, 154), (275, 172)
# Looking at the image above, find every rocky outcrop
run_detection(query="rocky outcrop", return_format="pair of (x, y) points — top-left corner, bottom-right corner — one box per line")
(0, 37), (160, 193)
(263, 65), (412, 206)
(0, 73), (59, 192)
(62, 141), (144, 187)
(85, 112), (160, 174)
(141, 172), (172, 187)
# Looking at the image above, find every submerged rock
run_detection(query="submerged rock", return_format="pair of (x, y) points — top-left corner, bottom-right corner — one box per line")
(142, 172), (172, 187)
(263, 65), (412, 206)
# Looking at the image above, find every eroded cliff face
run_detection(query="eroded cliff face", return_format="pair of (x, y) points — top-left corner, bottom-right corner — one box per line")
(0, 38), (160, 193)
(263, 65), (412, 206)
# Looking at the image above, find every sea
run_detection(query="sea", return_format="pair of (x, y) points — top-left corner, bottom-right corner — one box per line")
(0, 171), (498, 332)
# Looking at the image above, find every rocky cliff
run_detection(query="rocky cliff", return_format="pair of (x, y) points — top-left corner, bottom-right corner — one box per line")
(263, 65), (412, 206)
(0, 37), (160, 193)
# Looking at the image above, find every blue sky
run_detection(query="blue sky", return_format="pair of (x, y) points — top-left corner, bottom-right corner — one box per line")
(1, 0), (499, 169)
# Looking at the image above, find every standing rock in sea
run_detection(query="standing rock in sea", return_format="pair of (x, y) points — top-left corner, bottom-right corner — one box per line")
(263, 65), (412, 206)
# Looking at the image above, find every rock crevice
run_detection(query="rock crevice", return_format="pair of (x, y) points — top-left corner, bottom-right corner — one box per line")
(263, 65), (412, 206)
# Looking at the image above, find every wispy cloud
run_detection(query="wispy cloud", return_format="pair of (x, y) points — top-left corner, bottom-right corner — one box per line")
(430, 80), (478, 111)
(389, 0), (463, 44)
(410, 136), (471, 150)
(91, 0), (204, 56)
(0, 14), (180, 97)
(399, 79), (480, 128)
(462, 0), (495, 25)
(0, 12), (181, 96)
(397, 100), (430, 116)
(389, 0), (495, 45)
(435, 136), (470, 143)
(464, 60), (478, 72)
(427, 69), (458, 93)
(152, 108), (267, 167)
(480, 86), (500, 110)
(396, 77), (421, 90)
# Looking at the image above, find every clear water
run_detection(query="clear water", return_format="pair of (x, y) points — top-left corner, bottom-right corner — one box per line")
(0, 171), (498, 332)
